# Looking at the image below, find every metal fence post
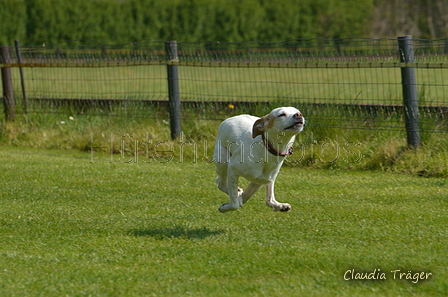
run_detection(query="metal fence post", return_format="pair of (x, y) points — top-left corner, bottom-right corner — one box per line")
(165, 41), (182, 140)
(1, 46), (16, 121)
(398, 35), (420, 147)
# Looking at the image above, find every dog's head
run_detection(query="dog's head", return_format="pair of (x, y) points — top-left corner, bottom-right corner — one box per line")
(252, 107), (305, 138)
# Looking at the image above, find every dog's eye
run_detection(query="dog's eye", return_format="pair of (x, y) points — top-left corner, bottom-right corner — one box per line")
(278, 113), (286, 117)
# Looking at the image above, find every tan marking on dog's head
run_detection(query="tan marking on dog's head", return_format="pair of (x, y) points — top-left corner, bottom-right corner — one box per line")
(252, 110), (285, 138)
(252, 115), (268, 138)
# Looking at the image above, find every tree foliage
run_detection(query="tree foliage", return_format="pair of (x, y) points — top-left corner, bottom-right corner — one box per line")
(372, 0), (448, 39)
(0, 0), (26, 45)
(0, 0), (446, 46)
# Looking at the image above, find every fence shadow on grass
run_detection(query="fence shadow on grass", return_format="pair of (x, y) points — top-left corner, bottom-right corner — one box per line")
(129, 225), (225, 240)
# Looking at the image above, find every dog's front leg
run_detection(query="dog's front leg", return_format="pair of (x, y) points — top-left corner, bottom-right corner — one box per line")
(242, 182), (263, 204)
(265, 182), (291, 212)
(218, 171), (243, 213)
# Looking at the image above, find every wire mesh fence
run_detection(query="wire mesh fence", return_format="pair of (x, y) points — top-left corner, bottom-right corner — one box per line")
(1, 38), (448, 133)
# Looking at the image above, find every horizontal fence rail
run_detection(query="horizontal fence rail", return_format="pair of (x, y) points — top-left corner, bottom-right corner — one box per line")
(3, 60), (448, 68)
(1, 37), (448, 141)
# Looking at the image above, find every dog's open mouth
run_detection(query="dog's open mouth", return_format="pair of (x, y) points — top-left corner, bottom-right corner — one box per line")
(284, 121), (304, 130)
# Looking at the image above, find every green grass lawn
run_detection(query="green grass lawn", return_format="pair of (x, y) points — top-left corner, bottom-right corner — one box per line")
(0, 146), (447, 296)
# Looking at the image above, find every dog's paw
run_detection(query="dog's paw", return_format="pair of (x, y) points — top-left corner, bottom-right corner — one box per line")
(218, 204), (227, 213)
(218, 203), (239, 213)
(272, 203), (291, 212)
(279, 203), (291, 212)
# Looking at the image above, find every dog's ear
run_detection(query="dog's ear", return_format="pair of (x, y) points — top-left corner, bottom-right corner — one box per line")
(252, 117), (266, 138)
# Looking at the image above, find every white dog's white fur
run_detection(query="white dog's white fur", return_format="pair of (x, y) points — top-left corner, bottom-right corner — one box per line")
(213, 107), (305, 212)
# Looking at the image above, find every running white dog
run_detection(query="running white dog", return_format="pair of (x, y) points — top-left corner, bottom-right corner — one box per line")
(213, 107), (305, 212)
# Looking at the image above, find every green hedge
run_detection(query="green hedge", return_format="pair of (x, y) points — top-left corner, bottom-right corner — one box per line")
(1, 0), (373, 46)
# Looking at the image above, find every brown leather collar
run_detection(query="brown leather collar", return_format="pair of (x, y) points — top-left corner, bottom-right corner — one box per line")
(262, 134), (293, 157)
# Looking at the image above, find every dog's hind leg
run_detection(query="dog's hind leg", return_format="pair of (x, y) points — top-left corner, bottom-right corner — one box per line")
(216, 162), (243, 201)
(214, 139), (230, 194)
(215, 163), (229, 194)
(242, 182), (263, 204)
(218, 170), (243, 213)
(265, 182), (291, 212)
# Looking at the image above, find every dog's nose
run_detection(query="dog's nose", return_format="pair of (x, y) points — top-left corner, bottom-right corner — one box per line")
(294, 112), (303, 119)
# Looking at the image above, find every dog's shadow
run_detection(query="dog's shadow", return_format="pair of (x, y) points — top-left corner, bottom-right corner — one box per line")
(129, 225), (225, 240)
